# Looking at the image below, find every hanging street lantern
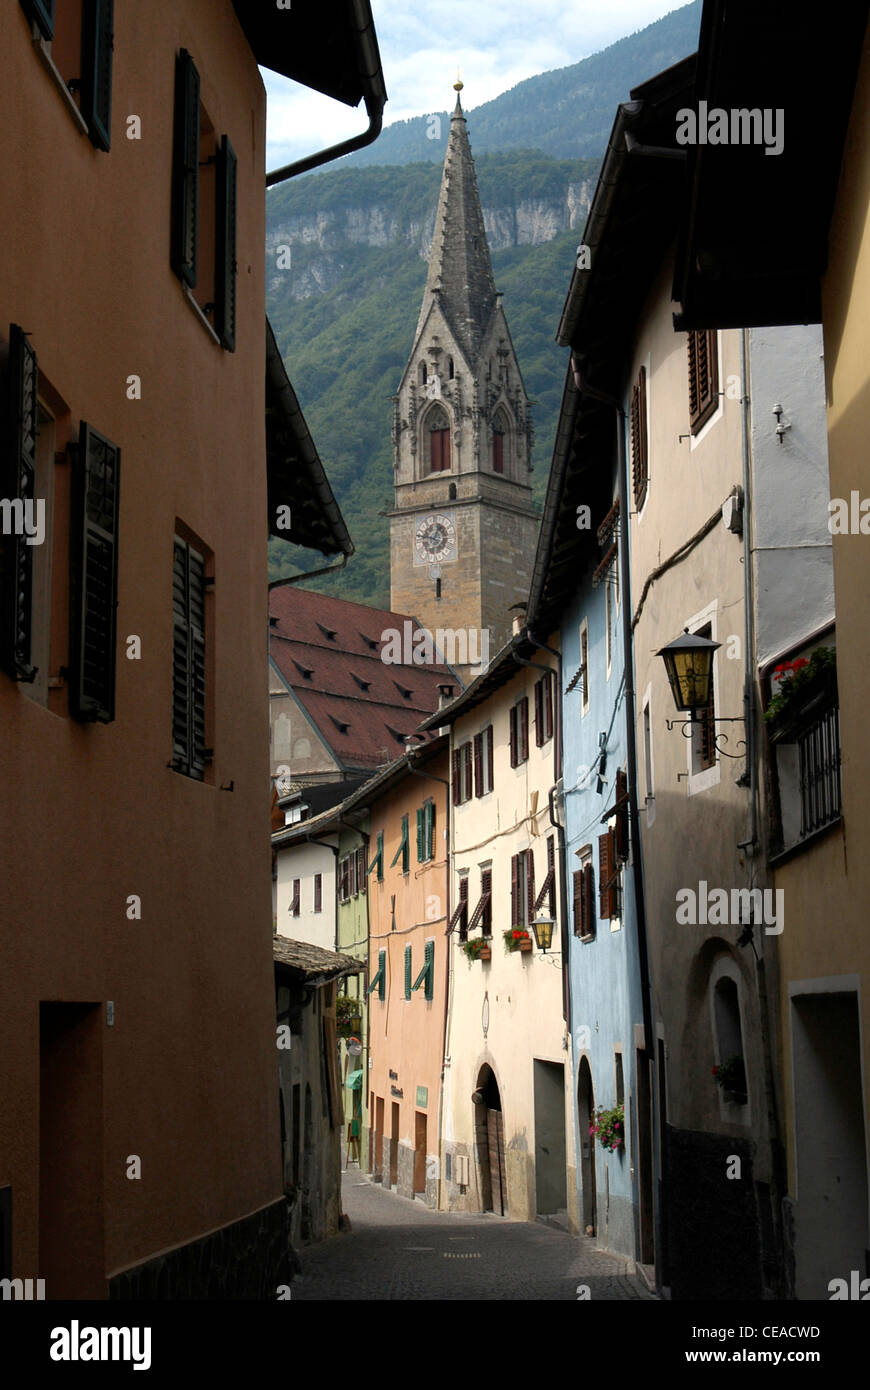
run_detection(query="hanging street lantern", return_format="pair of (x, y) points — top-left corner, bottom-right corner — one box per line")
(531, 915), (556, 953)
(657, 627), (721, 718)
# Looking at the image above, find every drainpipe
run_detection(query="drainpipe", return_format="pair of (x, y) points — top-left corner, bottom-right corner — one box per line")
(403, 741), (452, 1211)
(265, 0), (385, 187)
(737, 329), (787, 1294)
(269, 554), (349, 591)
(575, 377), (660, 1285)
(510, 641), (571, 1034)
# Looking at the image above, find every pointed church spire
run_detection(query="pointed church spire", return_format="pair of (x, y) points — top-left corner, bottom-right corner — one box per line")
(416, 82), (497, 362)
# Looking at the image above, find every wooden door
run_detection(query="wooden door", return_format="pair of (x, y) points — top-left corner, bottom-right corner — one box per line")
(486, 1108), (506, 1216)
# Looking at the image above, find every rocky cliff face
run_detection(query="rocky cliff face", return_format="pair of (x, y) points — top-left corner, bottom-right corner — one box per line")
(266, 183), (593, 302)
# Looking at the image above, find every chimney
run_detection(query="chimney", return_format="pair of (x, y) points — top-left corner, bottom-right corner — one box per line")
(512, 610), (526, 637)
(438, 683), (455, 709)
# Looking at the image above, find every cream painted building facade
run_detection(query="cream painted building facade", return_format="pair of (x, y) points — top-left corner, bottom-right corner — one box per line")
(425, 637), (575, 1227)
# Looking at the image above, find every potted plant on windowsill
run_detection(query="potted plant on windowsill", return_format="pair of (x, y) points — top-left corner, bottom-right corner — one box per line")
(503, 928), (533, 954)
(590, 1104), (624, 1153)
(764, 647), (837, 744)
(462, 937), (491, 962)
(712, 1055), (747, 1105)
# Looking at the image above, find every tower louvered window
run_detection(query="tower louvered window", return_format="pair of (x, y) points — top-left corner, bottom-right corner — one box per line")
(428, 407), (450, 472)
(1, 325), (38, 682)
(69, 423), (121, 723)
(172, 537), (207, 778)
(630, 366), (648, 511)
(688, 329), (719, 435)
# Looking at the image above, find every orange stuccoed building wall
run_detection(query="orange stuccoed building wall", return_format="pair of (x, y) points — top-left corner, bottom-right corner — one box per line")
(0, 0), (280, 1297)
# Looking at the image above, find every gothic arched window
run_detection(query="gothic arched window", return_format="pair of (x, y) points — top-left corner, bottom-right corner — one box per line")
(448, 357), (454, 380)
(428, 405), (450, 472)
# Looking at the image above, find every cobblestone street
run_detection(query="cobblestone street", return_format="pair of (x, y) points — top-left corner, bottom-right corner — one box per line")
(292, 1171), (657, 1301)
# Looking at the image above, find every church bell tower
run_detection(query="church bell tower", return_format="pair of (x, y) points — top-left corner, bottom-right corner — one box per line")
(388, 82), (538, 676)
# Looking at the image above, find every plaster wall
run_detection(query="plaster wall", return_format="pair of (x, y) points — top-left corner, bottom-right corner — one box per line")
(275, 838), (336, 949)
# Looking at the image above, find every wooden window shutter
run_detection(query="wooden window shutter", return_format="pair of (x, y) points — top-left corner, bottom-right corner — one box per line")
(573, 869), (583, 936)
(510, 854), (519, 927)
(464, 744), (473, 801)
(520, 697), (529, 761)
(70, 424), (121, 724)
(473, 733), (482, 797)
(19, 0), (54, 41)
(452, 748), (461, 803)
(545, 672), (554, 741)
(378, 949), (385, 1002)
(290, 879), (300, 916)
(81, 0), (114, 152)
(426, 801), (435, 860)
(598, 830), (617, 919)
(486, 725), (494, 790)
(377, 830), (383, 880)
(1, 325), (38, 682)
(404, 944), (412, 1000)
(481, 867), (492, 935)
(630, 366), (648, 510)
(583, 863), (595, 939)
(314, 874), (322, 912)
(358, 847), (367, 895)
(509, 705), (518, 767)
(171, 50), (200, 287)
(526, 849), (536, 925)
(614, 768), (629, 861)
(171, 538), (206, 774)
(688, 329), (719, 435)
(424, 940), (434, 1001)
(215, 135), (237, 351)
(416, 807), (424, 862)
(401, 814), (409, 873)
(459, 876), (469, 939)
(534, 678), (544, 746)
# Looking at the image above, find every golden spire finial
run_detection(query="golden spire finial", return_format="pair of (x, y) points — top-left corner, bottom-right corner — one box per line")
(454, 68), (463, 93)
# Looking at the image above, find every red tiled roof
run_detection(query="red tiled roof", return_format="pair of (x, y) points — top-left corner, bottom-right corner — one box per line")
(269, 588), (461, 771)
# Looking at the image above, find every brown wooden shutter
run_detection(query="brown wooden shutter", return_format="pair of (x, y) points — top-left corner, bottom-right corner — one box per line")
(520, 697), (529, 761)
(583, 863), (596, 939)
(482, 868), (492, 935)
(534, 679), (544, 746)
(598, 830), (618, 918)
(526, 849), (535, 925)
(452, 748), (461, 804)
(509, 705), (517, 767)
(464, 744), (473, 801)
(314, 874), (322, 912)
(688, 329), (719, 435)
(459, 876), (469, 940)
(547, 835), (556, 916)
(545, 672), (554, 741)
(473, 733), (483, 797)
(215, 134), (237, 351)
(614, 768), (629, 861)
(510, 854), (519, 927)
(71, 425), (122, 725)
(486, 726), (494, 791)
(699, 676), (716, 769)
(631, 365), (648, 510)
(1, 325), (38, 682)
(573, 869), (583, 935)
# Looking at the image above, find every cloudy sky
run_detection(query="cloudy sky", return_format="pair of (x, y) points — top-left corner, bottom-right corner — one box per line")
(264, 0), (692, 171)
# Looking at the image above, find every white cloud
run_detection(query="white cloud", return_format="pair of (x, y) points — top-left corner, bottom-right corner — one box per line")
(264, 0), (692, 171)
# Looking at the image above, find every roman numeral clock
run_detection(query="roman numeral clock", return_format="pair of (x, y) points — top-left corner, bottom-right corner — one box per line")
(414, 511), (456, 567)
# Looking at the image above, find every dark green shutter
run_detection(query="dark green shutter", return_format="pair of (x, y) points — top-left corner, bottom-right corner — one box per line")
(402, 814), (409, 873)
(1, 325), (38, 682)
(378, 949), (386, 1002)
(428, 802), (435, 858)
(81, 0), (113, 151)
(404, 944), (412, 1000)
(377, 829), (383, 880)
(20, 0), (54, 40)
(416, 807), (424, 862)
(172, 539), (207, 778)
(171, 50), (199, 287)
(424, 939), (434, 1001)
(69, 423), (120, 722)
(215, 135), (237, 351)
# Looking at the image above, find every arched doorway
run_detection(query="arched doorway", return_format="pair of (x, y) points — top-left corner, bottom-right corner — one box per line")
(577, 1057), (597, 1236)
(473, 1065), (507, 1215)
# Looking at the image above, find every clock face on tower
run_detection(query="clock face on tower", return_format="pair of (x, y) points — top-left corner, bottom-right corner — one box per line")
(414, 511), (456, 565)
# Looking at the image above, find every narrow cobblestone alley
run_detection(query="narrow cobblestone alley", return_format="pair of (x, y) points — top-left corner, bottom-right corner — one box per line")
(292, 1171), (657, 1301)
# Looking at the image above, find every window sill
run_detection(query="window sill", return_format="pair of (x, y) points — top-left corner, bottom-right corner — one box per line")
(182, 284), (222, 346)
(768, 816), (843, 868)
(34, 36), (90, 138)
